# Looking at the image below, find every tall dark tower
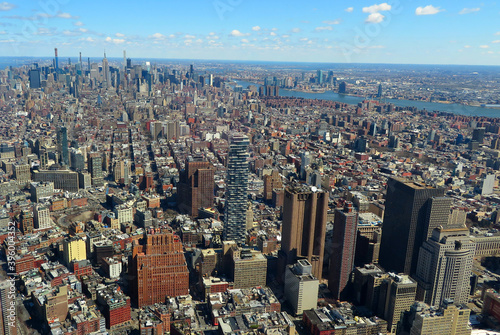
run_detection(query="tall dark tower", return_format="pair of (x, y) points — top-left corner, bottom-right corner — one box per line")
(379, 177), (445, 275)
(280, 185), (328, 280)
(329, 202), (358, 300)
(57, 126), (69, 167)
(177, 157), (214, 218)
(54, 48), (59, 70)
(223, 134), (249, 245)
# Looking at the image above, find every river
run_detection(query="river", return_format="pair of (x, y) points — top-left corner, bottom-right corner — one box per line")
(233, 80), (499, 118)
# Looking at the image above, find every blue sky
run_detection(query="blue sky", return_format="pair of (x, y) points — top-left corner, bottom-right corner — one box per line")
(0, 0), (499, 65)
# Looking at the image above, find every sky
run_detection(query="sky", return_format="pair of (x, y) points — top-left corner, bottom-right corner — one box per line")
(0, 0), (499, 65)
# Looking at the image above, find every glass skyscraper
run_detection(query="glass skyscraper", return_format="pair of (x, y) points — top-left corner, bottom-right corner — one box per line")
(223, 134), (249, 245)
(57, 126), (69, 167)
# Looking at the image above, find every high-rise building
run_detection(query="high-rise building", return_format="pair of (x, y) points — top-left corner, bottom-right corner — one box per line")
(280, 184), (328, 280)
(285, 260), (319, 315)
(231, 248), (267, 289)
(379, 177), (445, 275)
(13, 163), (31, 184)
(378, 273), (417, 334)
(29, 68), (41, 89)
(178, 157), (214, 218)
(472, 127), (486, 144)
(263, 170), (283, 201)
(0, 280), (17, 335)
(33, 205), (51, 230)
(329, 202), (358, 300)
(63, 237), (87, 266)
(88, 154), (104, 186)
(57, 126), (69, 167)
(404, 302), (471, 335)
(223, 134), (249, 245)
(414, 226), (474, 307)
(131, 226), (189, 307)
(317, 70), (324, 84)
(339, 81), (347, 94)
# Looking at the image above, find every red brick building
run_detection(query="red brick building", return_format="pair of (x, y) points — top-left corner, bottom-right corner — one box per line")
(130, 226), (189, 307)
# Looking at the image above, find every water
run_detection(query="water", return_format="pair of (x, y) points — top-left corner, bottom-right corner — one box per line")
(234, 80), (499, 118)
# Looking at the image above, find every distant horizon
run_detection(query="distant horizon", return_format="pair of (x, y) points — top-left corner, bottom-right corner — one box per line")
(1, 55), (500, 69)
(1, 1), (499, 66)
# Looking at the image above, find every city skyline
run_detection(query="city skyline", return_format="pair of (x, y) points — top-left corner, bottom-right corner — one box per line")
(0, 1), (499, 65)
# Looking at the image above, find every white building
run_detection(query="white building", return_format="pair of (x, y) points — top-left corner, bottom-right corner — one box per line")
(33, 204), (52, 229)
(284, 259), (319, 315)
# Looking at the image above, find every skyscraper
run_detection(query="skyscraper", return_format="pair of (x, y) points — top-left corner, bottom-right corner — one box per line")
(102, 52), (110, 87)
(57, 126), (69, 167)
(317, 70), (324, 84)
(178, 157), (214, 218)
(131, 226), (189, 307)
(0, 280), (17, 335)
(329, 202), (358, 300)
(223, 134), (249, 245)
(379, 177), (444, 275)
(29, 68), (41, 89)
(414, 225), (474, 307)
(88, 154), (104, 186)
(280, 184), (328, 280)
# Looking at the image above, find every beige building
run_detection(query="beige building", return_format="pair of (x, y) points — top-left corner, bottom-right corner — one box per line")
(231, 248), (267, 289)
(408, 302), (471, 335)
(284, 260), (319, 315)
(63, 237), (87, 265)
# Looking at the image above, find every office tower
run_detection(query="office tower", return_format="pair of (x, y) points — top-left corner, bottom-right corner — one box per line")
(70, 148), (85, 171)
(13, 163), (30, 184)
(329, 202), (358, 300)
(482, 174), (495, 196)
(20, 209), (33, 234)
(404, 302), (471, 335)
(32, 170), (79, 192)
(263, 170), (283, 201)
(317, 70), (324, 84)
(414, 226), (474, 307)
(423, 197), (452, 240)
(88, 154), (104, 186)
(352, 264), (386, 310)
(54, 47), (58, 70)
(281, 185), (328, 280)
(29, 68), (41, 89)
(377, 83), (383, 98)
(102, 52), (109, 87)
(378, 273), (417, 334)
(300, 151), (311, 180)
(178, 157), (213, 216)
(57, 126), (69, 167)
(131, 226), (189, 307)
(33, 205), (51, 230)
(379, 177), (444, 275)
(63, 237), (87, 265)
(472, 127), (486, 144)
(339, 81), (347, 94)
(0, 280), (17, 335)
(285, 260), (319, 315)
(231, 248), (267, 289)
(223, 134), (249, 245)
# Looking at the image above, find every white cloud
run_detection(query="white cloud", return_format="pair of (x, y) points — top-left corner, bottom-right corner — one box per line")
(315, 26), (333, 32)
(300, 38), (308, 41)
(84, 37), (94, 42)
(209, 32), (216, 35)
(464, 45), (471, 48)
(459, 8), (480, 15)
(363, 3), (391, 13)
(271, 27), (278, 31)
(230, 29), (249, 37)
(365, 13), (385, 23)
(115, 33), (125, 37)
(0, 2), (16, 11)
(151, 33), (165, 39)
(252, 26), (261, 31)
(415, 5), (443, 15)
(79, 28), (87, 33)
(74, 21), (84, 26)
(0, 39), (14, 42)
(492, 40), (500, 44)
(480, 45), (489, 49)
(291, 28), (301, 33)
(496, 32), (500, 36)
(270, 32), (277, 36)
(323, 20), (341, 25)
(105, 37), (112, 42)
(241, 38), (249, 43)
(345, 7), (354, 13)
(0, 30), (5, 34)
(282, 34), (290, 38)
(184, 34), (195, 39)
(112, 38), (125, 44)
(56, 12), (79, 19)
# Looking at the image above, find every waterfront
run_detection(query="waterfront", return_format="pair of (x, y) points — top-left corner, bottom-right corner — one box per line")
(234, 80), (499, 118)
